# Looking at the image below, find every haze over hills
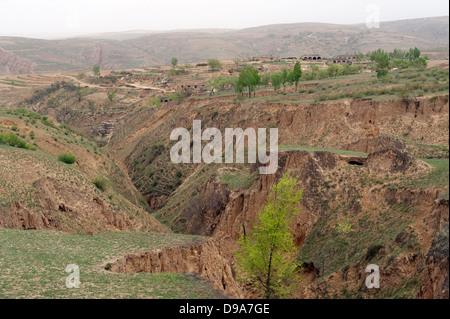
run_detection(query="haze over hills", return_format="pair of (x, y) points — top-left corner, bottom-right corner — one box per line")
(74, 28), (236, 41)
(0, 16), (448, 75)
(0, 5), (449, 298)
(0, 37), (160, 75)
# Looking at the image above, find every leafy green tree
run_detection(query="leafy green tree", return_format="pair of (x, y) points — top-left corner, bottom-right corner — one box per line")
(292, 61), (303, 91)
(327, 64), (343, 78)
(92, 64), (100, 77)
(389, 48), (406, 60)
(207, 59), (222, 72)
(410, 56), (428, 69)
(270, 72), (283, 92)
(407, 47), (421, 61)
(370, 49), (390, 78)
(107, 90), (117, 102)
(171, 57), (178, 68)
(281, 68), (292, 91)
(305, 64), (320, 80)
(393, 59), (410, 69)
(342, 64), (351, 75)
(236, 65), (260, 98)
(235, 171), (303, 299)
(206, 76), (237, 95)
(206, 77), (220, 95)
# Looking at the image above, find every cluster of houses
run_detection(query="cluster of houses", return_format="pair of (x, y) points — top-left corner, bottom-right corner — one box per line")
(157, 53), (367, 101)
(249, 54), (361, 65)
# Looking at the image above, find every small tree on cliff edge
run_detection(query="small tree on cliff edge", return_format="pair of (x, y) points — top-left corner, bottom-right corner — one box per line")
(234, 171), (303, 299)
(92, 64), (100, 77)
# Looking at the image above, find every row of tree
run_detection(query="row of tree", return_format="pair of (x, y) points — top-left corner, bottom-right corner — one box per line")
(206, 61), (362, 98)
(205, 62), (303, 98)
(298, 63), (362, 81)
(266, 61), (303, 92)
(370, 47), (428, 78)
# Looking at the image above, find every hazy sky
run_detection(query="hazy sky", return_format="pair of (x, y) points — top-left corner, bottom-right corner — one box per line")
(0, 0), (448, 39)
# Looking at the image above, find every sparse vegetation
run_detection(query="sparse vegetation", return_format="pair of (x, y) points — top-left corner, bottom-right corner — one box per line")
(0, 132), (36, 150)
(107, 90), (117, 102)
(147, 97), (162, 107)
(220, 171), (258, 190)
(93, 177), (108, 191)
(391, 159), (449, 195)
(58, 152), (76, 164)
(0, 228), (218, 299)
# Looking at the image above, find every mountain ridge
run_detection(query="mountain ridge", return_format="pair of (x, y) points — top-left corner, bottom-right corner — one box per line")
(0, 16), (448, 75)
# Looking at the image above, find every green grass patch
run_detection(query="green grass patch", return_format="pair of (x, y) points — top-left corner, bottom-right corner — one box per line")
(0, 132), (36, 150)
(93, 177), (108, 192)
(279, 145), (368, 157)
(391, 159), (448, 196)
(384, 135), (449, 159)
(0, 228), (221, 299)
(58, 152), (76, 164)
(220, 171), (258, 190)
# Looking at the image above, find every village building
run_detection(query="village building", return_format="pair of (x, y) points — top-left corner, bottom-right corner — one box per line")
(300, 55), (323, 61)
(249, 55), (279, 62)
(281, 56), (298, 61)
(329, 55), (357, 65)
(179, 81), (207, 93)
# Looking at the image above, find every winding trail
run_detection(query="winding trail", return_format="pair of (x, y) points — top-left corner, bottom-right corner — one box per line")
(59, 74), (173, 93)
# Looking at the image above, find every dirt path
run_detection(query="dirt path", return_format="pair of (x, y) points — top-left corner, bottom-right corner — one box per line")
(58, 74), (172, 93)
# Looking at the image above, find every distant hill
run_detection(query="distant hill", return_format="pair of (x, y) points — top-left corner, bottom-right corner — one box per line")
(380, 16), (449, 45)
(125, 16), (448, 64)
(0, 37), (160, 75)
(73, 28), (235, 41)
(0, 16), (448, 75)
